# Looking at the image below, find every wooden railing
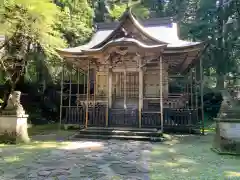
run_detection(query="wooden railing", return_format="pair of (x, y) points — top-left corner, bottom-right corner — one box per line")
(141, 108), (199, 131)
(164, 93), (189, 109)
(62, 106), (200, 131)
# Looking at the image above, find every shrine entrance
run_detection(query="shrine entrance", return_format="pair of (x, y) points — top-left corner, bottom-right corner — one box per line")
(109, 71), (139, 127)
(58, 8), (206, 134)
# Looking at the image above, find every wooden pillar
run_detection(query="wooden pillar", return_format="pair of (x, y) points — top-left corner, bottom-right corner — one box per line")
(194, 67), (199, 129)
(124, 69), (127, 109)
(186, 75), (189, 109)
(108, 69), (112, 109)
(106, 67), (112, 127)
(94, 69), (96, 106)
(190, 69), (193, 109)
(85, 59), (90, 128)
(77, 68), (80, 108)
(69, 66), (72, 115)
(59, 62), (64, 129)
(159, 55), (163, 132)
(116, 72), (119, 96)
(164, 64), (169, 98)
(83, 73), (86, 95)
(139, 58), (143, 128)
(194, 68), (198, 110)
(120, 73), (122, 97)
(200, 58), (205, 135)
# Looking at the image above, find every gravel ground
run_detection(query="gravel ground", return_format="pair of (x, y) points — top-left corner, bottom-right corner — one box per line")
(0, 134), (239, 180)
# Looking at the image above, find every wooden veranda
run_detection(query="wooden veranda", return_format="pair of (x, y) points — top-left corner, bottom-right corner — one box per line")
(57, 8), (206, 134)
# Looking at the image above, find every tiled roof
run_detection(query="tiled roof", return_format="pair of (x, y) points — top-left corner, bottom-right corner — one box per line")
(60, 9), (203, 53)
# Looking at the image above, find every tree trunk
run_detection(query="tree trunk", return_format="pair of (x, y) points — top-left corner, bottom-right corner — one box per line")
(234, 66), (240, 100)
(216, 74), (225, 90)
(0, 80), (13, 111)
(0, 68), (21, 111)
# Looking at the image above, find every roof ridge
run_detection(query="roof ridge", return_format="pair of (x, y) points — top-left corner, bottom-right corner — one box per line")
(96, 22), (118, 30)
(96, 16), (175, 30)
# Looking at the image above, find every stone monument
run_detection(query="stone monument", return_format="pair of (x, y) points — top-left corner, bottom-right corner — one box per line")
(212, 90), (240, 155)
(0, 91), (30, 143)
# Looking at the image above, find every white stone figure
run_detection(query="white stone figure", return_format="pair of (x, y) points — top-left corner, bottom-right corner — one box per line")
(0, 91), (30, 143)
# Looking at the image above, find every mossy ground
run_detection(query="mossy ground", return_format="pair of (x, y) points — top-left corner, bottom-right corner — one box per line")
(149, 134), (240, 179)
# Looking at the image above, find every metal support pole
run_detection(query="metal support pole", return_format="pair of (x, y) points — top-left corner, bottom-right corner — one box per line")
(200, 58), (205, 135)
(159, 55), (163, 132)
(59, 62), (64, 130)
(85, 59), (90, 128)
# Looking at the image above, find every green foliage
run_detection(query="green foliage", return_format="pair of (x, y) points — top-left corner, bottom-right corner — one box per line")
(94, 0), (149, 22)
(0, 0), (238, 92)
(179, 0), (240, 88)
(0, 132), (16, 144)
(92, 0), (110, 22)
(0, 0), (66, 57)
(109, 3), (127, 20)
(110, 1), (149, 20)
(131, 3), (150, 19)
(56, 0), (94, 46)
(0, 0), (67, 90)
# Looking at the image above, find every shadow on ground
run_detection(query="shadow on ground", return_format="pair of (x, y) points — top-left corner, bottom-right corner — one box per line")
(149, 134), (240, 180)
(0, 133), (239, 180)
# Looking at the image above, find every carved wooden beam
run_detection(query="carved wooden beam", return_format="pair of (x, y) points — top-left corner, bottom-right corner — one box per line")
(115, 46), (128, 56)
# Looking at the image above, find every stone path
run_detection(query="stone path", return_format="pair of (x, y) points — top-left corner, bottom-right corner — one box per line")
(0, 134), (240, 180)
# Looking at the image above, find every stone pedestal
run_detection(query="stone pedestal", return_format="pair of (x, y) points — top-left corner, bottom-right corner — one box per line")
(212, 90), (240, 155)
(0, 91), (30, 144)
(213, 118), (240, 155)
(0, 115), (30, 143)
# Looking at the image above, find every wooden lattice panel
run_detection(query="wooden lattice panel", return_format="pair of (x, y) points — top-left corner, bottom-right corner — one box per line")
(113, 72), (124, 98)
(126, 72), (139, 98)
(144, 69), (168, 97)
(112, 72), (139, 98)
(96, 72), (108, 96)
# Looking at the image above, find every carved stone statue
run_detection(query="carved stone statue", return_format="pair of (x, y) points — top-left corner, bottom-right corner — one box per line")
(0, 91), (30, 143)
(7, 91), (26, 116)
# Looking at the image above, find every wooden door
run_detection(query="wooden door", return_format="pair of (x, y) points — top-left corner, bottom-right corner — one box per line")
(109, 71), (139, 127)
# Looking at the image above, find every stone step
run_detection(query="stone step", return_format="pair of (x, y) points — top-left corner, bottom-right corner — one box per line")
(75, 127), (163, 141)
(79, 129), (162, 137)
(83, 127), (158, 132)
(73, 133), (164, 142)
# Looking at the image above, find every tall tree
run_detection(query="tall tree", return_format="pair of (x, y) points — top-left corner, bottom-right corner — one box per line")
(180, 0), (240, 89)
(90, 0), (150, 22)
(55, 0), (94, 46)
(0, 0), (66, 109)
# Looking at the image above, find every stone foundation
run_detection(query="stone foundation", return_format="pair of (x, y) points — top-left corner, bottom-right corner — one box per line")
(213, 118), (240, 155)
(0, 115), (30, 144)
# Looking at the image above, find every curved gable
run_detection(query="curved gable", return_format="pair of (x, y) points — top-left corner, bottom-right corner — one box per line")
(93, 8), (167, 49)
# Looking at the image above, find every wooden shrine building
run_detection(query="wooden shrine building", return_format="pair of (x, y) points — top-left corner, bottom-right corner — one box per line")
(57, 8), (206, 133)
